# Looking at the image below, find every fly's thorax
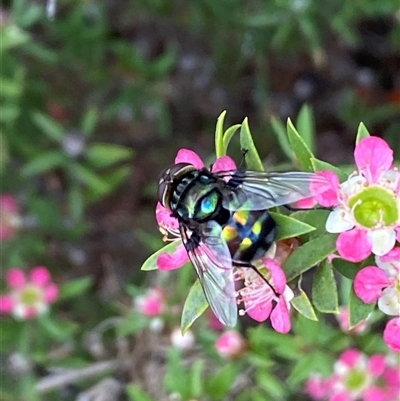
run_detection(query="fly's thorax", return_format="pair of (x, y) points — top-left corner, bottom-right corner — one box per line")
(172, 171), (225, 222)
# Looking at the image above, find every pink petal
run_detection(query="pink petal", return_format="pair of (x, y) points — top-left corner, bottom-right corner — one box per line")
(263, 258), (286, 294)
(155, 202), (179, 231)
(367, 354), (385, 376)
(0, 226), (15, 241)
(212, 156), (236, 172)
(175, 149), (204, 169)
(338, 349), (361, 367)
(337, 229), (372, 262)
(354, 266), (390, 303)
(383, 317), (400, 352)
(295, 197), (316, 209)
(330, 392), (351, 401)
(247, 301), (272, 322)
(379, 246), (400, 265)
(0, 295), (14, 313)
(157, 243), (189, 270)
(30, 266), (51, 286)
(6, 268), (26, 289)
(44, 283), (59, 303)
(312, 170), (340, 207)
(354, 136), (393, 182)
(0, 194), (19, 214)
(364, 387), (387, 401)
(24, 306), (39, 319)
(270, 297), (291, 333)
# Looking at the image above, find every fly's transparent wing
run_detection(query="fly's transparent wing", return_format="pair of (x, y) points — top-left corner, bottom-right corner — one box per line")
(217, 170), (326, 211)
(180, 221), (237, 327)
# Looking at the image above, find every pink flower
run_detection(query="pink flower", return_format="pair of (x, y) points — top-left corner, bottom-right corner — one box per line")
(383, 318), (400, 352)
(320, 137), (400, 262)
(336, 306), (370, 334)
(0, 267), (58, 319)
(305, 374), (332, 399)
(236, 258), (294, 333)
(354, 247), (400, 316)
(156, 148), (236, 271)
(0, 194), (21, 241)
(215, 330), (247, 358)
(135, 287), (165, 317)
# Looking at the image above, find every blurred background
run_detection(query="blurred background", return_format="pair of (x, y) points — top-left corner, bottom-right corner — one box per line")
(1, 1), (399, 400)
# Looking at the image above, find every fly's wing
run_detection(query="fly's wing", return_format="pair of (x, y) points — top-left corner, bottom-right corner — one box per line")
(217, 170), (326, 211)
(179, 221), (237, 327)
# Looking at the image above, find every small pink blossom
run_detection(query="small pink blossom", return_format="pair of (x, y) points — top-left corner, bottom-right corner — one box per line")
(215, 330), (247, 358)
(0, 267), (58, 319)
(321, 136), (400, 262)
(307, 349), (395, 401)
(135, 287), (165, 317)
(0, 194), (21, 241)
(354, 248), (400, 316)
(156, 149), (236, 271)
(236, 258), (293, 333)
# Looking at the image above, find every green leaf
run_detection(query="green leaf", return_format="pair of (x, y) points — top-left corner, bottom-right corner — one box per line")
(312, 260), (339, 313)
(270, 212), (315, 240)
(290, 209), (330, 240)
(291, 289), (318, 321)
(271, 116), (293, 161)
(206, 364), (237, 399)
(332, 258), (362, 280)
(87, 143), (133, 168)
(22, 151), (66, 176)
(32, 112), (65, 142)
(284, 234), (337, 281)
(311, 157), (348, 180)
(287, 118), (314, 171)
(222, 124), (241, 156)
(38, 316), (78, 341)
(0, 25), (29, 51)
(141, 241), (181, 271)
(118, 313), (149, 336)
(71, 164), (110, 194)
(181, 280), (208, 334)
(59, 277), (93, 301)
(126, 384), (155, 401)
(356, 122), (370, 144)
(296, 104), (315, 153)
(191, 360), (204, 397)
(215, 110), (227, 158)
(240, 117), (264, 171)
(81, 107), (99, 137)
(349, 286), (374, 328)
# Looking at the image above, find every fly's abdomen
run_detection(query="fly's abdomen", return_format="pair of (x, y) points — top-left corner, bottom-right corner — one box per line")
(222, 209), (276, 263)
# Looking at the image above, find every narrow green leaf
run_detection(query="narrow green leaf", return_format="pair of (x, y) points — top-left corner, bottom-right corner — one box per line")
(356, 122), (370, 144)
(290, 209), (330, 240)
(68, 186), (84, 222)
(22, 151), (66, 176)
(38, 316), (78, 341)
(126, 384), (155, 401)
(81, 107), (99, 137)
(59, 277), (93, 301)
(71, 164), (109, 193)
(87, 143), (133, 168)
(287, 118), (314, 171)
(270, 116), (293, 161)
(311, 157), (348, 180)
(284, 234), (337, 281)
(191, 360), (204, 397)
(291, 289), (318, 321)
(296, 104), (315, 153)
(181, 280), (208, 334)
(222, 124), (241, 155)
(270, 212), (315, 240)
(141, 241), (181, 271)
(240, 117), (264, 171)
(349, 286), (374, 328)
(215, 110), (227, 158)
(32, 112), (65, 142)
(206, 365), (237, 399)
(312, 260), (339, 313)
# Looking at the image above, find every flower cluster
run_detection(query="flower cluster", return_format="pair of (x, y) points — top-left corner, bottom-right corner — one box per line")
(0, 267), (58, 319)
(317, 136), (400, 262)
(306, 349), (400, 401)
(354, 247), (400, 351)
